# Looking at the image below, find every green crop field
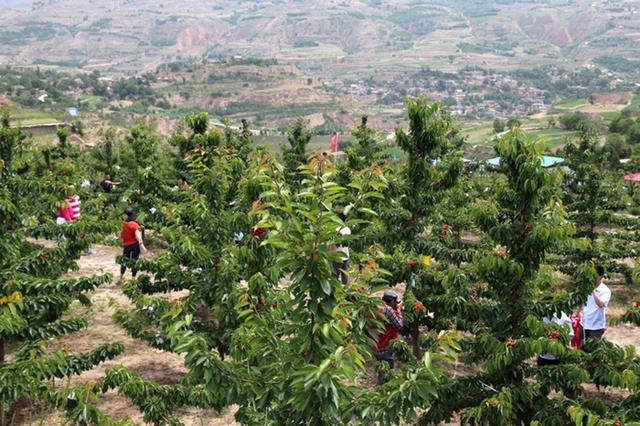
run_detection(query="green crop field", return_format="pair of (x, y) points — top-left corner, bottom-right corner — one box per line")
(528, 128), (575, 150)
(627, 94), (640, 110)
(554, 99), (588, 110)
(9, 108), (59, 126)
(78, 95), (105, 110)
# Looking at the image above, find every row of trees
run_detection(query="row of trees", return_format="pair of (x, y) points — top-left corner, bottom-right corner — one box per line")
(0, 108), (125, 424)
(0, 66), (169, 111)
(96, 99), (640, 424)
(2, 97), (640, 424)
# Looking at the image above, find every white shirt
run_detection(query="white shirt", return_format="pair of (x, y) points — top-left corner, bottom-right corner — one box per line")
(68, 194), (81, 219)
(543, 312), (574, 337)
(581, 282), (611, 330)
(336, 226), (351, 258)
(540, 312), (573, 360)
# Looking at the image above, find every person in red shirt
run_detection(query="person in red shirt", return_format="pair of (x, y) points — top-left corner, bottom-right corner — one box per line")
(119, 207), (147, 283)
(374, 290), (404, 385)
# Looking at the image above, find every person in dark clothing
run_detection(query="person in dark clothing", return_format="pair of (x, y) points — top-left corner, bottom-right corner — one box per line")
(119, 207), (147, 283)
(100, 174), (120, 193)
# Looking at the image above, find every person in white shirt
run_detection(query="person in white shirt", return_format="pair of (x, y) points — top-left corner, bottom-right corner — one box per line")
(332, 212), (351, 284)
(538, 312), (574, 366)
(580, 265), (611, 343)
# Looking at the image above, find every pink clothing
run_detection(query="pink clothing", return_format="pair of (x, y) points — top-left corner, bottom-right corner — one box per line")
(570, 312), (581, 348)
(56, 207), (74, 222)
(65, 195), (81, 220)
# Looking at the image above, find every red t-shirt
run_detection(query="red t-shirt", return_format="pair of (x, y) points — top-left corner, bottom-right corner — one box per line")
(121, 221), (139, 246)
(376, 306), (402, 350)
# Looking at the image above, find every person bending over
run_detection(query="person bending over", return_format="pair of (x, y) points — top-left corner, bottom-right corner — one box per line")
(374, 290), (403, 385)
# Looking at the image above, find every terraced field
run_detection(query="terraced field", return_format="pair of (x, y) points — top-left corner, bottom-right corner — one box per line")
(1, 0), (639, 76)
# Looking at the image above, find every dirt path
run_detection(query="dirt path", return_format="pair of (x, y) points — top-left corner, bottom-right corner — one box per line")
(23, 244), (640, 425)
(33, 244), (238, 426)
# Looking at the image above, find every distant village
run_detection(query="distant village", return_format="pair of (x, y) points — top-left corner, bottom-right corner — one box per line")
(322, 69), (550, 120)
(320, 65), (627, 120)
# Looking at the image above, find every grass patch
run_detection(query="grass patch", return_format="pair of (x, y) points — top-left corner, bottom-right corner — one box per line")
(528, 128), (576, 150)
(463, 122), (496, 145)
(627, 94), (640, 110)
(79, 95), (104, 110)
(9, 107), (59, 126)
(554, 99), (588, 110)
(15, 117), (61, 125)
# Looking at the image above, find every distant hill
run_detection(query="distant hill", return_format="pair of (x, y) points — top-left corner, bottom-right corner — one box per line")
(1, 0), (639, 77)
(0, 0), (30, 10)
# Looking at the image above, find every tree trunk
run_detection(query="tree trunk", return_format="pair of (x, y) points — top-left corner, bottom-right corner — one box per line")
(411, 323), (421, 358)
(0, 338), (5, 364)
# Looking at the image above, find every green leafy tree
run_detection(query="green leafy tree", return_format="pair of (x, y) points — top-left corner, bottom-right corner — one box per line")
(119, 122), (172, 230)
(605, 133), (631, 165)
(185, 111), (209, 135)
(493, 118), (505, 134)
(393, 97), (463, 238)
(100, 122), (461, 425)
(281, 117), (312, 190)
(506, 117), (522, 130)
(171, 112), (223, 181)
(91, 127), (120, 176)
(346, 115), (384, 171)
(0, 108), (24, 180)
(72, 119), (84, 137)
(377, 97), (465, 356)
(421, 130), (640, 426)
(56, 127), (71, 157)
(0, 113), (123, 423)
(562, 126), (611, 242)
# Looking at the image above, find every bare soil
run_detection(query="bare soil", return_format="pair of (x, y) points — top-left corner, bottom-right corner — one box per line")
(21, 244), (239, 426)
(16, 243), (640, 425)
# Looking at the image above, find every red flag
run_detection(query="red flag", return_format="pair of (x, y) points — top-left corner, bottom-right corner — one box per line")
(330, 133), (338, 153)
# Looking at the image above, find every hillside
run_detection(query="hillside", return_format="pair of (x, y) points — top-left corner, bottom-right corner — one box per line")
(1, 0), (639, 77)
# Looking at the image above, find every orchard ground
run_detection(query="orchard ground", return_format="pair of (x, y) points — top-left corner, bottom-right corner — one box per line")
(11, 239), (640, 425)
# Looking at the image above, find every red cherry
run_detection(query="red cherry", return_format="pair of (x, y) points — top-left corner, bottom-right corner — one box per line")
(549, 330), (560, 339)
(41, 252), (49, 260)
(443, 224), (451, 231)
(407, 259), (418, 267)
(438, 233), (445, 241)
(496, 250), (506, 258)
(415, 302), (425, 312)
(468, 289), (477, 300)
(490, 402), (498, 409)
(250, 227), (267, 241)
(507, 337), (516, 348)
(635, 301), (640, 308)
